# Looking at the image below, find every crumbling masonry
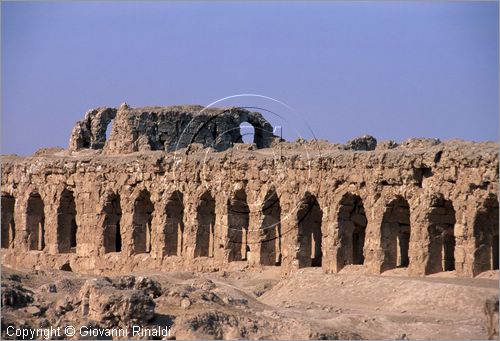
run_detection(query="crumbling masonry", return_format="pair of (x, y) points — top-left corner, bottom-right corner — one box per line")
(1, 105), (498, 277)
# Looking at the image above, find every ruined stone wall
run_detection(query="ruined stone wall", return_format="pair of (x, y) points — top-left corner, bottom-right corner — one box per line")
(1, 139), (498, 278)
(69, 107), (117, 150)
(69, 104), (278, 154)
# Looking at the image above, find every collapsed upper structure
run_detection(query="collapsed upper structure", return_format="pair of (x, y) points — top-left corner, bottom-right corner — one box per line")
(69, 104), (279, 154)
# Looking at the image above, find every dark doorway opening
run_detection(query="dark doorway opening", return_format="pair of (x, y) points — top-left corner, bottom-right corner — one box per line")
(260, 189), (282, 266)
(381, 196), (411, 271)
(103, 193), (122, 253)
(426, 195), (456, 274)
(133, 190), (154, 254)
(165, 191), (184, 256)
(443, 230), (456, 271)
(227, 189), (250, 262)
(473, 195), (499, 273)
(337, 193), (367, 268)
(195, 192), (216, 258)
(297, 193), (323, 268)
(57, 189), (78, 253)
(27, 193), (45, 251)
(1, 194), (15, 248)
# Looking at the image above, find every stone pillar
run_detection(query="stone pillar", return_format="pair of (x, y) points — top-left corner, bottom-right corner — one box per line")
(324, 217), (339, 273)
(408, 196), (430, 277)
(319, 201), (332, 273)
(247, 206), (261, 267)
(75, 187), (101, 258)
(44, 188), (61, 255)
(95, 206), (107, 257)
(150, 194), (164, 260)
(119, 188), (135, 257)
(363, 198), (385, 275)
(244, 182), (258, 267)
(214, 192), (230, 265)
(183, 192), (198, 260)
(280, 196), (300, 276)
(323, 197), (344, 274)
(14, 194), (29, 252)
(453, 199), (473, 277)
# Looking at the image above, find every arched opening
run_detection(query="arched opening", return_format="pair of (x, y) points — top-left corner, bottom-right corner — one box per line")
(239, 122), (255, 144)
(227, 189), (250, 262)
(165, 191), (184, 256)
(297, 193), (323, 268)
(57, 189), (78, 253)
(132, 190), (154, 254)
(260, 189), (282, 266)
(105, 119), (114, 140)
(473, 196), (499, 274)
(103, 193), (122, 253)
(27, 193), (45, 251)
(1, 194), (15, 248)
(195, 191), (216, 258)
(426, 195), (456, 274)
(381, 196), (411, 271)
(338, 193), (367, 268)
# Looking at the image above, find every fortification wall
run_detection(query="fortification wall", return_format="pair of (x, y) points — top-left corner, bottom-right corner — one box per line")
(1, 139), (498, 277)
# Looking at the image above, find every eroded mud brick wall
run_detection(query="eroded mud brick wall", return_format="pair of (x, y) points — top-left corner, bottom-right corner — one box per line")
(2, 142), (498, 277)
(1, 105), (498, 278)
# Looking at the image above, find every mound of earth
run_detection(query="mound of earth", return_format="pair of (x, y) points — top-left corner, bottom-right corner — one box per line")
(0, 266), (497, 340)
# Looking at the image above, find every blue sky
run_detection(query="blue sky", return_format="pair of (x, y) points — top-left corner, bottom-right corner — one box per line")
(2, 1), (498, 155)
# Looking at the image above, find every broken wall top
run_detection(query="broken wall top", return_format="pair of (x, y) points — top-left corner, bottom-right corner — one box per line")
(68, 104), (279, 154)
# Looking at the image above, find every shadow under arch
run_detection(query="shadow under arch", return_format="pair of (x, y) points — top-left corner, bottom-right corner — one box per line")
(260, 188), (282, 266)
(57, 188), (78, 253)
(27, 192), (45, 251)
(132, 189), (154, 254)
(337, 193), (367, 270)
(380, 195), (411, 272)
(425, 194), (456, 274)
(164, 190), (185, 257)
(473, 194), (499, 275)
(194, 191), (216, 258)
(1, 193), (15, 249)
(297, 192), (323, 268)
(102, 192), (122, 253)
(227, 188), (250, 262)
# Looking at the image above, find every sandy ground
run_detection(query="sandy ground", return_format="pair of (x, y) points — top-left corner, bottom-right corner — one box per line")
(259, 266), (498, 339)
(1, 265), (498, 340)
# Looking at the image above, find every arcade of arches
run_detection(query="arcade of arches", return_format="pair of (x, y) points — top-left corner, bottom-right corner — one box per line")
(2, 187), (497, 278)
